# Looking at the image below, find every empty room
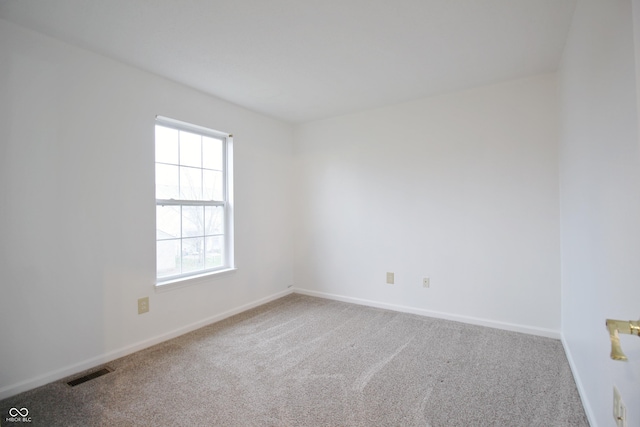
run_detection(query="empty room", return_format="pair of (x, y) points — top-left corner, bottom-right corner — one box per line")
(1, 0), (639, 426)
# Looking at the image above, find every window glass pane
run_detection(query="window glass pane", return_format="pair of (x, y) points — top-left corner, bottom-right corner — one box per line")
(157, 205), (181, 239)
(203, 136), (223, 170)
(180, 167), (203, 200)
(157, 239), (180, 278)
(155, 126), (179, 165)
(203, 170), (223, 201)
(205, 206), (224, 236)
(182, 206), (204, 238)
(205, 235), (224, 269)
(179, 131), (201, 168)
(156, 164), (179, 199)
(182, 237), (204, 273)
(155, 117), (232, 281)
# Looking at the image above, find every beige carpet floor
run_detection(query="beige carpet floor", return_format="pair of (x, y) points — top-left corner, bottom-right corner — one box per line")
(0, 294), (589, 426)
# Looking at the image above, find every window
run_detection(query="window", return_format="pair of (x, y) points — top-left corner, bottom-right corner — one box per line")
(155, 116), (234, 283)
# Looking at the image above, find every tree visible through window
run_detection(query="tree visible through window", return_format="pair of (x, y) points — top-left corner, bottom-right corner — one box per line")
(155, 116), (233, 282)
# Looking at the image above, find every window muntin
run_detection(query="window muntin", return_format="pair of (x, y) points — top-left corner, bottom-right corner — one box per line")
(155, 117), (232, 282)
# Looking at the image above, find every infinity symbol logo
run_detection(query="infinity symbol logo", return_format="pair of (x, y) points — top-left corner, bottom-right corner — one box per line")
(9, 407), (29, 417)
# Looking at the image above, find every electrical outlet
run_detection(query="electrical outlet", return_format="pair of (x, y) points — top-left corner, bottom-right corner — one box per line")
(613, 386), (627, 427)
(138, 297), (149, 315)
(386, 272), (394, 284)
(423, 277), (430, 288)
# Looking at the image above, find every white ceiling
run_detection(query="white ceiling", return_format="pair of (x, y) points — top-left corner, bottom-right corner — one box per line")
(0, 0), (576, 123)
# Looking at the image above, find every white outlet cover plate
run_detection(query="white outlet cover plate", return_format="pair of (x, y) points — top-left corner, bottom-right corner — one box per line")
(614, 386), (627, 427)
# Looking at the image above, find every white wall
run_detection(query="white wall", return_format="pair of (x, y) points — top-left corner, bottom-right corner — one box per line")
(293, 74), (561, 336)
(559, 1), (640, 425)
(0, 19), (294, 398)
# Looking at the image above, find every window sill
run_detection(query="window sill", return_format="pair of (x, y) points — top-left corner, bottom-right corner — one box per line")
(155, 268), (237, 292)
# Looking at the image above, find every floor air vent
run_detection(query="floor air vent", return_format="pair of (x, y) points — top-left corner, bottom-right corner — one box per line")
(67, 367), (113, 387)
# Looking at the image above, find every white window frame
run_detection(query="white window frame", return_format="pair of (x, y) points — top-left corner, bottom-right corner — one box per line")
(154, 115), (235, 287)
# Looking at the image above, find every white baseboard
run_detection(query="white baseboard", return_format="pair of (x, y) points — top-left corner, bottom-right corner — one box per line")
(561, 335), (596, 427)
(0, 288), (293, 401)
(292, 287), (561, 339)
(1, 287), (560, 401)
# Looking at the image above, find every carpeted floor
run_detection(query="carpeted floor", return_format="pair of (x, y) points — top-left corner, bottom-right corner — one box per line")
(0, 294), (589, 426)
